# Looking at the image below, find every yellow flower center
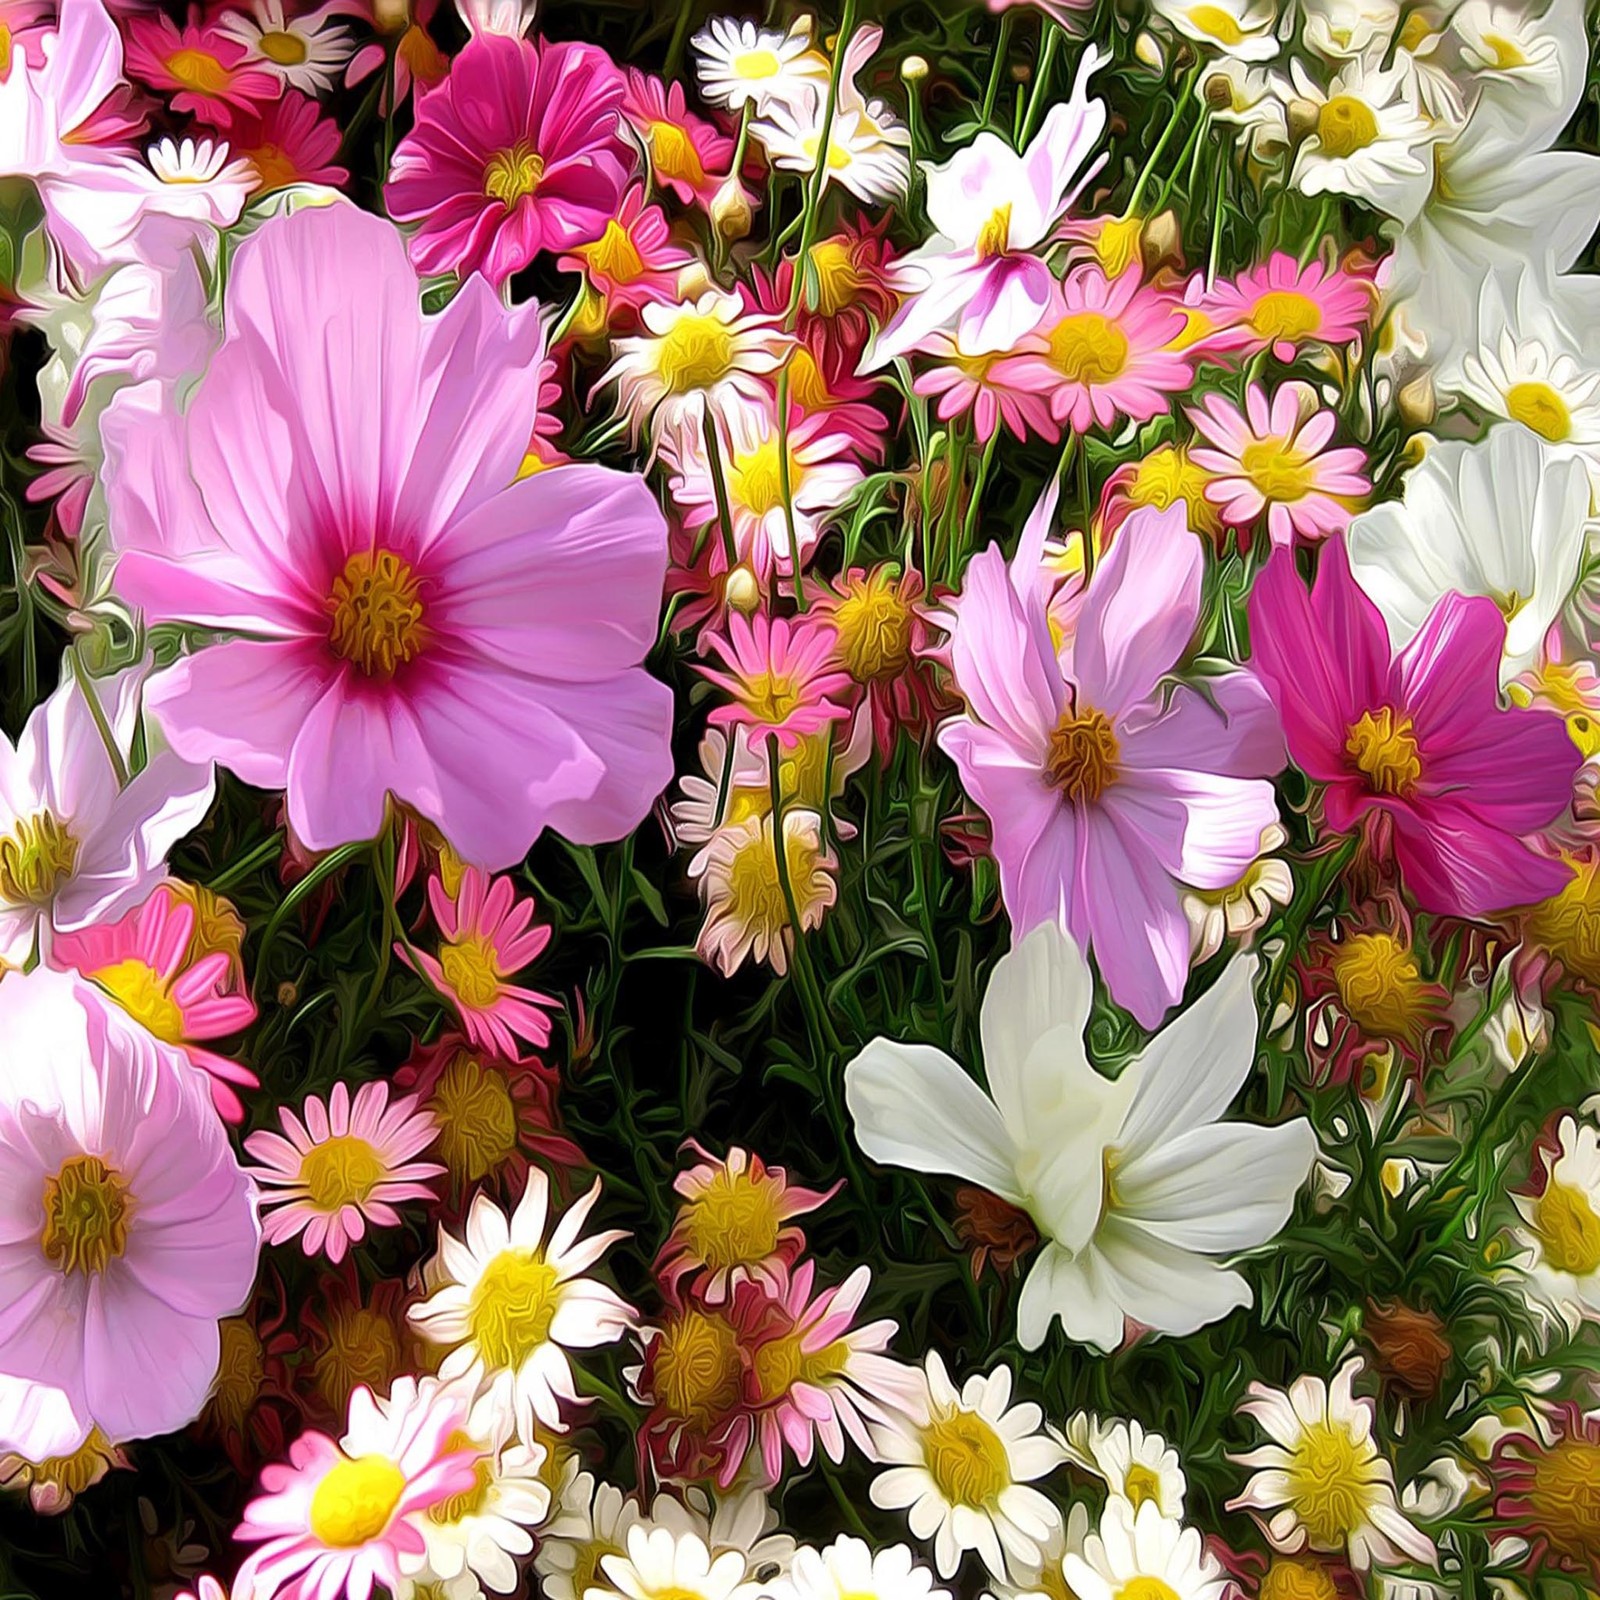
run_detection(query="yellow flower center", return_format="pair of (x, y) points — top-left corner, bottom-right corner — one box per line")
(1123, 1462), (1163, 1510)
(582, 219), (645, 285)
(327, 549), (426, 678)
(729, 437), (799, 519)
(430, 1054), (519, 1184)
(246, 142), (298, 192)
(647, 121), (705, 186)
(1258, 1559), (1341, 1600)
(0, 25), (12, 81)
(750, 1331), (851, 1403)
(653, 1306), (744, 1426)
(974, 203), (1013, 260)
(678, 1167), (784, 1271)
(656, 313), (737, 395)
(298, 1134), (388, 1212)
(1047, 707), (1120, 804)
(165, 47), (233, 94)
(1284, 1418), (1380, 1549)
(1116, 1583), (1180, 1600)
(1525, 857), (1600, 986)
(28, 1429), (121, 1500)
(1505, 380), (1572, 443)
(922, 1408), (1011, 1508)
(483, 142), (546, 206)
(257, 29), (308, 65)
(1329, 931), (1430, 1042)
(1128, 445), (1222, 536)
(1047, 311), (1130, 384)
(1091, 215), (1144, 278)
(208, 1316), (265, 1433)
(467, 1249), (562, 1371)
(40, 1155), (131, 1275)
(733, 47), (782, 78)
(439, 935), (505, 1010)
(1534, 1179), (1600, 1276)
(308, 1453), (407, 1547)
(831, 579), (912, 682)
(311, 1306), (403, 1416)
(93, 958), (185, 1043)
(1239, 437), (1316, 503)
(431, 1431), (494, 1524)
(1316, 96), (1380, 158)
(1526, 1437), (1600, 1570)
(1187, 3), (1246, 43)
(724, 826), (793, 933)
(807, 238), (868, 316)
(800, 131), (854, 172)
(1345, 707), (1421, 797)
(0, 811), (79, 905)
(1249, 290), (1323, 345)
(1480, 31), (1527, 69)
(788, 346), (832, 411)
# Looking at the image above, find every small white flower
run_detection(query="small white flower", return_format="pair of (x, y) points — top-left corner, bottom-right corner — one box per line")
(1064, 1500), (1227, 1600)
(1152, 0), (1280, 61)
(215, 0), (353, 93)
(1511, 1113), (1600, 1330)
(1182, 822), (1294, 964)
(753, 95), (912, 206)
(1061, 1416), (1188, 1522)
(534, 1471), (645, 1600)
(984, 1500), (1091, 1600)
(770, 1535), (948, 1600)
(692, 16), (829, 115)
(1199, 60), (1292, 158)
(650, 1486), (798, 1582)
(593, 1524), (765, 1600)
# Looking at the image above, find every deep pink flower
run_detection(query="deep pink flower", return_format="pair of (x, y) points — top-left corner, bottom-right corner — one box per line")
(1203, 252), (1375, 363)
(103, 202), (673, 870)
(622, 68), (732, 209)
(224, 88), (349, 193)
(1247, 538), (1579, 918)
(937, 497), (1284, 1027)
(558, 183), (695, 320)
(700, 611), (855, 749)
(121, 14), (280, 123)
(386, 32), (633, 288)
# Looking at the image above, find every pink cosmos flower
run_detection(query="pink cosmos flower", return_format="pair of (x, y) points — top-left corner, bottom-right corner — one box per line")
(0, 0), (126, 179)
(386, 32), (632, 288)
(558, 183), (695, 321)
(399, 866), (558, 1058)
(1248, 538), (1579, 919)
(50, 884), (259, 1123)
(121, 14), (281, 123)
(993, 266), (1193, 434)
(0, 966), (259, 1458)
(1203, 253), (1374, 363)
(622, 68), (733, 210)
(0, 0), (53, 70)
(225, 88), (350, 193)
(234, 1376), (479, 1600)
(700, 612), (855, 749)
(912, 333), (1060, 444)
(244, 1079), (444, 1263)
(937, 499), (1284, 1027)
(1188, 383), (1371, 547)
(103, 202), (673, 870)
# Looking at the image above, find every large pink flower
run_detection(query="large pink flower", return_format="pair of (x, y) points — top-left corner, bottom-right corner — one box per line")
(937, 499), (1283, 1027)
(0, 966), (259, 1458)
(102, 202), (673, 870)
(1248, 538), (1579, 918)
(386, 32), (633, 288)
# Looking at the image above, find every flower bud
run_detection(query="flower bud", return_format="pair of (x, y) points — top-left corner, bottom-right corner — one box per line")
(710, 177), (754, 243)
(1365, 1299), (1452, 1400)
(1286, 97), (1321, 143)
(1141, 209), (1183, 273)
(1397, 371), (1436, 429)
(1134, 30), (1165, 70)
(723, 567), (762, 614)
(901, 54), (928, 82)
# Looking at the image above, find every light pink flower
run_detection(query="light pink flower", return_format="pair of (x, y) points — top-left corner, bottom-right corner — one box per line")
(936, 500), (1283, 1027)
(700, 612), (855, 749)
(244, 1080), (444, 1263)
(103, 202), (673, 869)
(1202, 252), (1374, 363)
(0, 966), (259, 1458)
(400, 866), (558, 1058)
(121, 14), (281, 122)
(0, 0), (126, 178)
(50, 884), (258, 1123)
(233, 1376), (479, 1600)
(386, 33), (632, 287)
(1188, 382), (1371, 547)
(911, 333), (1060, 444)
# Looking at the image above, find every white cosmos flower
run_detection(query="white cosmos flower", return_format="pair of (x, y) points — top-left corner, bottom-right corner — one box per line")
(593, 1524), (765, 1600)
(1064, 1500), (1226, 1600)
(409, 1172), (634, 1442)
(534, 1471), (644, 1600)
(1228, 1359), (1436, 1571)
(1346, 424), (1592, 685)
(770, 1535), (949, 1600)
(692, 16), (829, 115)
(845, 923), (1318, 1353)
(1152, 0), (1279, 61)
(1060, 1415), (1187, 1522)
(868, 1352), (1066, 1580)
(1510, 1112), (1600, 1332)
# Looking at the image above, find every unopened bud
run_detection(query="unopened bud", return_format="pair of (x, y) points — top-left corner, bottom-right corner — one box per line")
(1134, 30), (1164, 70)
(901, 54), (928, 82)
(1202, 71), (1235, 112)
(724, 566), (761, 614)
(676, 260), (715, 300)
(1397, 371), (1436, 429)
(1286, 97), (1321, 143)
(1140, 210), (1182, 273)
(711, 177), (754, 243)
(277, 981), (299, 1008)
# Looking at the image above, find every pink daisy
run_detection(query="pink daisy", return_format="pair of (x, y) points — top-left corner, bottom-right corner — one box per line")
(233, 1376), (479, 1600)
(244, 1080), (444, 1263)
(700, 611), (855, 749)
(225, 88), (349, 193)
(344, 0), (448, 108)
(386, 32), (633, 288)
(1203, 252), (1375, 363)
(558, 183), (695, 322)
(121, 14), (281, 123)
(622, 68), (732, 210)
(912, 332), (1060, 444)
(993, 265), (1193, 434)
(50, 884), (259, 1124)
(400, 866), (559, 1059)
(1188, 382), (1371, 548)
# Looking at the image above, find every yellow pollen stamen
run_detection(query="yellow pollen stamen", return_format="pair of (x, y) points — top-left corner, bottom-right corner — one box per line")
(1533, 1180), (1600, 1276)
(1283, 1419), (1381, 1548)
(1345, 707), (1421, 796)
(1525, 1437), (1600, 1568)
(1116, 1582), (1180, 1600)
(974, 203), (1013, 259)
(679, 1167), (784, 1271)
(654, 1307), (743, 1426)
(327, 549), (426, 678)
(1239, 437), (1316, 502)
(1047, 311), (1130, 384)
(581, 219), (645, 284)
(439, 934), (505, 1010)
(430, 1054), (519, 1184)
(93, 959), (185, 1043)
(483, 142), (545, 206)
(1047, 707), (1120, 803)
(257, 29), (308, 65)
(1249, 290), (1322, 345)
(308, 1454), (407, 1547)
(40, 1155), (131, 1275)
(1480, 31), (1527, 69)
(647, 121), (705, 186)
(922, 1408), (1011, 1508)
(208, 1317), (266, 1434)
(730, 438), (799, 519)
(1524, 856), (1600, 986)
(1316, 95), (1380, 158)
(468, 1249), (562, 1370)
(807, 237), (866, 316)
(1187, 3), (1246, 43)
(1328, 931), (1431, 1043)
(1258, 1559), (1341, 1600)
(830, 579), (913, 682)
(28, 1429), (122, 1500)
(1123, 1462), (1163, 1511)
(1505, 380), (1572, 443)
(655, 313), (737, 395)
(734, 47), (781, 78)
(298, 1134), (388, 1212)
(1092, 214), (1143, 278)
(0, 811), (79, 906)
(165, 48), (233, 94)
(311, 1306), (403, 1416)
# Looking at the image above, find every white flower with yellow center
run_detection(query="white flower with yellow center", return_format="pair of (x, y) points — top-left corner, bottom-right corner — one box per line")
(410, 1172), (634, 1442)
(771, 1535), (949, 1600)
(1299, 0), (1399, 60)
(1199, 60), (1292, 159)
(1452, 0), (1569, 104)
(215, 0), (353, 93)
(650, 1487), (798, 1581)
(1511, 1113), (1600, 1329)
(1064, 1500), (1226, 1600)
(1288, 58), (1445, 223)
(983, 1500), (1091, 1600)
(868, 1352), (1065, 1579)
(1152, 0), (1279, 61)
(1228, 1358), (1436, 1570)
(1061, 1415), (1188, 1523)
(693, 16), (829, 115)
(534, 1470), (644, 1600)
(592, 1524), (766, 1600)
(1182, 822), (1294, 964)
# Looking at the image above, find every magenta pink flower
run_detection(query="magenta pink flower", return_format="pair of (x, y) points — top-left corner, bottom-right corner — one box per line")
(244, 1079), (444, 1263)
(50, 884), (259, 1123)
(400, 866), (558, 1058)
(937, 501), (1284, 1027)
(558, 183), (695, 316)
(121, 14), (281, 123)
(386, 32), (633, 288)
(993, 265), (1193, 434)
(103, 203), (673, 870)
(700, 611), (855, 749)
(226, 88), (349, 193)
(1203, 252), (1374, 363)
(622, 67), (732, 210)
(1189, 382), (1371, 547)
(1248, 538), (1579, 917)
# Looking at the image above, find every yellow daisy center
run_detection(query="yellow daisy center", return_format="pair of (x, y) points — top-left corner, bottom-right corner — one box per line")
(1329, 931), (1430, 1042)
(656, 313), (737, 395)
(1127, 444), (1222, 535)
(298, 1134), (388, 1212)
(1047, 311), (1130, 384)
(311, 1306), (403, 1416)
(1187, 3), (1246, 43)
(729, 437), (799, 519)
(309, 1453), (407, 1547)
(0, 811), (79, 905)
(1116, 1582), (1180, 1600)
(1525, 857), (1600, 986)
(1239, 437), (1316, 503)
(1345, 707), (1421, 797)
(1091, 214), (1144, 279)
(1249, 290), (1323, 345)
(1258, 1559), (1341, 1600)
(750, 1330), (851, 1403)
(429, 1054), (519, 1184)
(208, 1316), (266, 1434)
(1533, 1179), (1600, 1276)
(468, 1248), (562, 1370)
(653, 1306), (744, 1426)
(800, 131), (854, 172)
(733, 47), (782, 79)
(922, 1408), (1011, 1508)
(439, 935), (505, 1010)
(1047, 707), (1120, 804)
(431, 1431), (494, 1523)
(679, 1166), (784, 1271)
(1284, 1419), (1380, 1548)
(483, 141), (545, 206)
(723, 827), (793, 934)
(1316, 96), (1380, 158)
(582, 219), (646, 285)
(327, 549), (426, 679)
(807, 238), (868, 316)
(1505, 380), (1572, 443)
(93, 958), (185, 1043)
(647, 121), (705, 186)
(1526, 1437), (1600, 1570)
(831, 579), (913, 682)
(257, 29), (308, 65)
(165, 48), (233, 94)
(40, 1155), (131, 1275)
(28, 1429), (121, 1500)
(1123, 1462), (1164, 1510)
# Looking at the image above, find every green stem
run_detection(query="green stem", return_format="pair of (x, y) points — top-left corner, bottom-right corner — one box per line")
(1128, 64), (1201, 214)
(207, 830), (287, 893)
(980, 11), (1015, 129)
(71, 649), (128, 788)
(1017, 21), (1061, 146)
(700, 400), (741, 569)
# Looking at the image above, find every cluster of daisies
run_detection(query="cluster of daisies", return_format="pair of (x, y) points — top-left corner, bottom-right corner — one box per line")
(4, 0), (1600, 1597)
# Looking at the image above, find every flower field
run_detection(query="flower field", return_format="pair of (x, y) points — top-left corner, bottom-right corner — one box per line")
(2, 0), (1600, 1597)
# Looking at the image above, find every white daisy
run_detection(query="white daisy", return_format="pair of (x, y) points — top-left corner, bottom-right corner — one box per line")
(1064, 1500), (1227, 1600)
(1298, 0), (1400, 60)
(984, 1500), (1091, 1600)
(1228, 1358), (1437, 1570)
(868, 1352), (1065, 1580)
(592, 1524), (765, 1600)
(1511, 1112), (1600, 1330)
(1182, 822), (1294, 964)
(1288, 57), (1446, 223)
(1152, 0), (1280, 61)
(753, 95), (912, 206)
(534, 1471), (645, 1600)
(409, 1172), (635, 1442)
(693, 16), (829, 116)
(771, 1535), (949, 1600)
(1346, 424), (1592, 685)
(215, 0), (353, 93)
(1452, 0), (1571, 104)
(649, 1487), (797, 1583)
(1198, 60), (1292, 159)
(1060, 1415), (1188, 1522)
